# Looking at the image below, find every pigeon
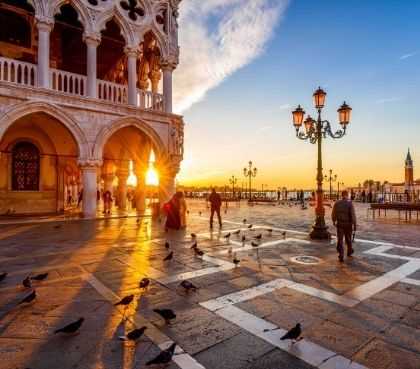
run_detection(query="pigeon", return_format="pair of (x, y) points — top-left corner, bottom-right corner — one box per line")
(224, 233), (231, 240)
(233, 255), (240, 266)
(194, 248), (204, 257)
(139, 278), (150, 290)
(198, 211), (202, 216)
(180, 280), (198, 292)
(280, 323), (301, 342)
(136, 218), (140, 224)
(165, 241), (170, 249)
(114, 295), (134, 307)
(266, 229), (273, 234)
(31, 272), (49, 281)
(254, 234), (262, 240)
(163, 251), (173, 261)
(153, 308), (176, 324)
(0, 272), (7, 282)
(187, 210), (190, 215)
(251, 241), (259, 247)
(18, 290), (36, 305)
(22, 276), (32, 288)
(54, 318), (84, 334)
(190, 242), (197, 249)
(119, 326), (147, 341)
(248, 224), (253, 229)
(233, 230), (241, 235)
(146, 342), (177, 366)
(243, 219), (247, 224)
(282, 231), (287, 238)
(190, 233), (197, 239)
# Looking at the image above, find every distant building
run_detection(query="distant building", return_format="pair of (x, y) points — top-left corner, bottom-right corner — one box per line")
(385, 149), (420, 195)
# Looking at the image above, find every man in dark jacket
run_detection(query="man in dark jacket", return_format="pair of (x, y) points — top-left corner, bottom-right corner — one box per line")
(208, 188), (222, 228)
(332, 190), (356, 262)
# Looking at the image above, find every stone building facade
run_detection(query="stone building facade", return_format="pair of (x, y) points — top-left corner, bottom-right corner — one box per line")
(0, 0), (184, 217)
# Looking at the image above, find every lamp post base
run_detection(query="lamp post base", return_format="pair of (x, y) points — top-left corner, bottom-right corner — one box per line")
(309, 216), (330, 240)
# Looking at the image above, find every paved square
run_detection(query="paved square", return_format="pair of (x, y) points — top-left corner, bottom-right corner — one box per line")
(0, 200), (419, 369)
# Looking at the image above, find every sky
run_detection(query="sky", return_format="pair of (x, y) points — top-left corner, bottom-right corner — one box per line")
(172, 0), (420, 189)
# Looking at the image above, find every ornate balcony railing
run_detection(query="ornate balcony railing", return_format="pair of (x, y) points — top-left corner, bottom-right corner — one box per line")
(0, 57), (37, 87)
(51, 68), (86, 96)
(0, 57), (165, 112)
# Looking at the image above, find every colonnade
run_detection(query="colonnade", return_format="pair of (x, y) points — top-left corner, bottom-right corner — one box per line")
(35, 18), (174, 113)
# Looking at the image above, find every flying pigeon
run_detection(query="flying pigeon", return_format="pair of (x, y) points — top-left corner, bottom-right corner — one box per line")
(146, 342), (177, 366)
(153, 309), (176, 324)
(18, 290), (36, 305)
(180, 280), (198, 292)
(31, 272), (49, 281)
(54, 317), (85, 334)
(0, 272), (7, 282)
(22, 276), (32, 288)
(139, 278), (150, 290)
(163, 251), (173, 261)
(119, 326), (147, 341)
(165, 241), (170, 249)
(280, 323), (301, 342)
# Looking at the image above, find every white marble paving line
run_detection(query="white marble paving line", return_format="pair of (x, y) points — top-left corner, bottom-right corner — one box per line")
(344, 260), (420, 301)
(401, 277), (420, 286)
(84, 273), (206, 369)
(355, 238), (419, 251)
(211, 304), (367, 369)
(220, 219), (308, 235)
(216, 239), (292, 255)
(155, 254), (234, 285)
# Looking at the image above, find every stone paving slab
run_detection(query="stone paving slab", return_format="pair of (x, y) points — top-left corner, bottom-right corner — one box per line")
(0, 200), (419, 369)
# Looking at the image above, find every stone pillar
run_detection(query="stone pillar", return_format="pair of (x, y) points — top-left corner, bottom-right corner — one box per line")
(138, 79), (149, 109)
(125, 47), (139, 106)
(84, 33), (101, 98)
(162, 65), (174, 113)
(36, 17), (54, 88)
(117, 168), (129, 211)
(79, 162), (100, 218)
(134, 163), (147, 213)
(157, 159), (179, 205)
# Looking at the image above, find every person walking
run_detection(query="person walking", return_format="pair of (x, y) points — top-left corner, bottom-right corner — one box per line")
(332, 190), (356, 262)
(209, 188), (222, 228)
(103, 190), (113, 214)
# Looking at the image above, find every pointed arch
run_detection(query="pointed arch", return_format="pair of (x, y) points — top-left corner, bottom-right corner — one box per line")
(0, 101), (89, 159)
(49, 0), (92, 31)
(95, 7), (133, 45)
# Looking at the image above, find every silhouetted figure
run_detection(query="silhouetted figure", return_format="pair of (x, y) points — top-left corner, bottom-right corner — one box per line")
(209, 188), (222, 228)
(103, 190), (113, 214)
(164, 193), (182, 230)
(77, 189), (83, 207)
(361, 190), (366, 203)
(332, 190), (356, 262)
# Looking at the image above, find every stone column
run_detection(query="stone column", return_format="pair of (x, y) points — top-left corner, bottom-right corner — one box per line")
(157, 159), (179, 205)
(125, 47), (139, 106)
(84, 33), (101, 98)
(138, 79), (149, 109)
(117, 168), (129, 211)
(134, 163), (147, 213)
(162, 64), (174, 113)
(79, 161), (100, 218)
(36, 17), (54, 88)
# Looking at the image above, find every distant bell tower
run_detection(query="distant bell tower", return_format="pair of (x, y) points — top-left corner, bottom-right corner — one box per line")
(405, 149), (414, 190)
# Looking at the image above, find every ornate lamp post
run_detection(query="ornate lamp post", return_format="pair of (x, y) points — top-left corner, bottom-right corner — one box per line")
(229, 175), (238, 199)
(337, 181), (345, 197)
(324, 169), (337, 200)
(243, 161), (257, 200)
(292, 88), (352, 239)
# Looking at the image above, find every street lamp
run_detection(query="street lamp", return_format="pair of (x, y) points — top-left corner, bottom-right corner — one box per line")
(243, 161), (257, 201)
(324, 169), (337, 200)
(229, 175), (238, 199)
(337, 181), (345, 197)
(292, 87), (352, 239)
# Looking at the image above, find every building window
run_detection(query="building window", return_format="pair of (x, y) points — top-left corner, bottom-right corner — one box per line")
(0, 9), (32, 48)
(12, 142), (40, 191)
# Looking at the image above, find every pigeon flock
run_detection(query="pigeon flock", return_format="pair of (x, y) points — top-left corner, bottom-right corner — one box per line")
(0, 214), (302, 368)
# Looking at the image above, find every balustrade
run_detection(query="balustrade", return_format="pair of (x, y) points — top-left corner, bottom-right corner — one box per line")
(0, 57), (37, 87)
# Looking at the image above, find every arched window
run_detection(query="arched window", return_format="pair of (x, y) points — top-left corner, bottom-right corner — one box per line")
(12, 142), (40, 191)
(0, 9), (32, 48)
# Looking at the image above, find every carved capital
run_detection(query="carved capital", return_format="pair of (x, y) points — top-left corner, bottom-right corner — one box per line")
(78, 158), (103, 169)
(35, 16), (54, 32)
(83, 32), (101, 46)
(124, 46), (140, 58)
